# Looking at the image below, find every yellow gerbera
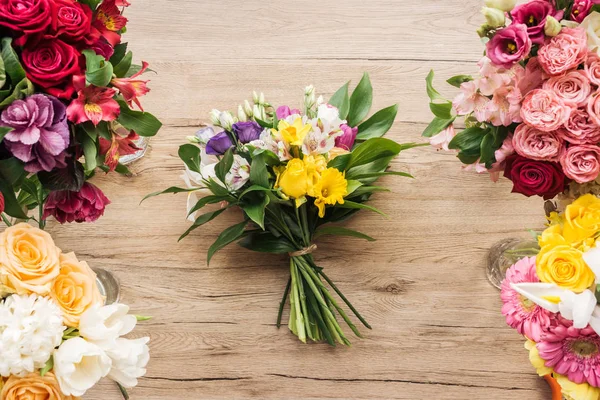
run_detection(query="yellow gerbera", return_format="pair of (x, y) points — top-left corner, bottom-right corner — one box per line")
(525, 340), (553, 377)
(555, 374), (600, 400)
(313, 168), (348, 218)
(273, 118), (312, 147)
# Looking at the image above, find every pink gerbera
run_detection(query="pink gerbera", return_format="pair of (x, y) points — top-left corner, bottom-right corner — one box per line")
(537, 318), (600, 388)
(501, 256), (554, 341)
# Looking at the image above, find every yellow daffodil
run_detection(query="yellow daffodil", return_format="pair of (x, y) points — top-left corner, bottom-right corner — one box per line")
(536, 244), (595, 293)
(303, 155), (327, 196)
(273, 118), (312, 147)
(562, 194), (600, 247)
(313, 168), (348, 218)
(275, 158), (309, 200)
(555, 374), (600, 400)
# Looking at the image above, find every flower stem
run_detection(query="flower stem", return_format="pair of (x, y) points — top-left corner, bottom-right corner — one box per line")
(277, 277), (291, 328)
(290, 259), (306, 343)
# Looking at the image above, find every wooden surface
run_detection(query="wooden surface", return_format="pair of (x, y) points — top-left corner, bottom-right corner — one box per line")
(48, 0), (551, 398)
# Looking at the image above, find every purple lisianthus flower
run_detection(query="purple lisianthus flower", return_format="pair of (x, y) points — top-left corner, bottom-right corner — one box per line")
(276, 105), (302, 119)
(511, 0), (563, 44)
(206, 131), (234, 155)
(335, 124), (358, 150)
(486, 23), (532, 68)
(232, 121), (262, 144)
(1, 94), (70, 173)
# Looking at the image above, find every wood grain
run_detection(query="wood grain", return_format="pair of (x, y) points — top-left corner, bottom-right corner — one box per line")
(40, 0), (553, 398)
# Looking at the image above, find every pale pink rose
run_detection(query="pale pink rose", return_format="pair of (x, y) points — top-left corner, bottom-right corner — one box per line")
(586, 91), (600, 126)
(486, 86), (523, 126)
(538, 28), (588, 76)
(518, 57), (545, 96)
(453, 80), (489, 121)
(512, 124), (563, 161)
(585, 52), (600, 86)
(557, 107), (600, 144)
(560, 144), (600, 183)
(521, 89), (571, 131)
(543, 70), (592, 107)
(429, 125), (455, 151)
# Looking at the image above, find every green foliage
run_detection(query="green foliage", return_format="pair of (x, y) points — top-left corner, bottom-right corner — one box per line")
(113, 51), (133, 78)
(238, 231), (296, 253)
(178, 144), (201, 173)
(1, 38), (24, 84)
(356, 104), (398, 140)
(423, 70), (455, 138)
(207, 220), (248, 264)
(314, 226), (375, 241)
(83, 49), (114, 87)
(116, 100), (162, 137)
(215, 148), (234, 184)
(347, 73), (373, 126)
(329, 82), (350, 120)
(447, 75), (473, 88)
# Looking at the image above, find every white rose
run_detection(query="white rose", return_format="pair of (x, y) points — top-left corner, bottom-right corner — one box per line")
(106, 337), (150, 388)
(582, 12), (600, 54)
(54, 337), (111, 397)
(79, 304), (137, 347)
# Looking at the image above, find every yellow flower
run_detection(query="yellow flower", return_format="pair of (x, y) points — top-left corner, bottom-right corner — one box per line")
(562, 194), (600, 246)
(303, 155), (327, 196)
(1, 372), (79, 400)
(273, 118), (312, 147)
(328, 147), (350, 160)
(536, 244), (595, 292)
(538, 224), (568, 249)
(275, 158), (309, 199)
(313, 168), (348, 218)
(556, 374), (600, 400)
(525, 340), (553, 377)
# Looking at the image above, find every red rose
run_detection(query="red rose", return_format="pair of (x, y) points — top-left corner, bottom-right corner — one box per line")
(47, 0), (95, 44)
(504, 155), (568, 200)
(0, 0), (51, 44)
(21, 39), (82, 99)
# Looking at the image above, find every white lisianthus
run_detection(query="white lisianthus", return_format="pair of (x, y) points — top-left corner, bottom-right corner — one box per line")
(54, 337), (112, 397)
(483, 0), (516, 12)
(0, 294), (64, 377)
(581, 12), (600, 54)
(225, 155), (250, 191)
(106, 337), (150, 388)
(79, 303), (137, 348)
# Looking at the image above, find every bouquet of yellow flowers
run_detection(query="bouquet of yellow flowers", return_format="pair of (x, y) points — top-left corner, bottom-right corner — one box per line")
(146, 74), (418, 345)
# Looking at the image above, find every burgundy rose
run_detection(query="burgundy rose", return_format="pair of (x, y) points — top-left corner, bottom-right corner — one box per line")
(47, 0), (94, 44)
(0, 0), (51, 45)
(511, 0), (564, 44)
(42, 182), (111, 224)
(504, 155), (568, 199)
(21, 39), (82, 99)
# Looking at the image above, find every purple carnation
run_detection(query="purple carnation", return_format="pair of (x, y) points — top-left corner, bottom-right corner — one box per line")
(232, 121), (262, 144)
(206, 131), (234, 155)
(1, 94), (70, 173)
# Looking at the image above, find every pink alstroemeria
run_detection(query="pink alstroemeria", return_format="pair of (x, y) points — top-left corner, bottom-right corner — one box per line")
(110, 62), (150, 111)
(486, 86), (523, 126)
(453, 80), (489, 121)
(67, 86), (120, 126)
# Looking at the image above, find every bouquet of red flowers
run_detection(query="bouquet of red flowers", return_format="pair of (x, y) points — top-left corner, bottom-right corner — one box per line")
(0, 0), (161, 228)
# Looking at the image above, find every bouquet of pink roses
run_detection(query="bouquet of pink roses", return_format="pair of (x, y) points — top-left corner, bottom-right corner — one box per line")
(0, 0), (161, 228)
(423, 0), (600, 204)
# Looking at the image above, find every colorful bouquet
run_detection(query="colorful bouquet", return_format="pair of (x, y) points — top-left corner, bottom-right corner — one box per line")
(501, 194), (600, 399)
(423, 0), (600, 204)
(0, 223), (149, 399)
(0, 0), (161, 228)
(147, 74), (417, 345)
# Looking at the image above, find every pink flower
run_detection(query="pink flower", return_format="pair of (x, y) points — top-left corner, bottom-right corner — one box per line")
(275, 106), (301, 119)
(557, 107), (600, 145)
(477, 57), (516, 96)
(110, 61), (150, 111)
(518, 57), (546, 96)
(67, 85), (120, 126)
(486, 23), (532, 68)
(586, 53), (600, 86)
(538, 28), (588, 76)
(587, 91), (600, 126)
(489, 134), (515, 182)
(335, 124), (358, 151)
(486, 86), (523, 126)
(537, 318), (600, 387)
(429, 125), (455, 151)
(572, 0), (595, 23)
(453, 80), (489, 120)
(513, 124), (563, 162)
(42, 182), (111, 224)
(521, 89), (571, 132)
(511, 0), (564, 44)
(501, 256), (554, 342)
(99, 128), (141, 172)
(561, 145), (600, 183)
(543, 70), (592, 108)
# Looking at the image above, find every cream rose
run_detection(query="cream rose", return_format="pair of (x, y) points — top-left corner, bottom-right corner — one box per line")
(1, 372), (78, 400)
(51, 252), (103, 328)
(581, 12), (600, 54)
(0, 223), (60, 295)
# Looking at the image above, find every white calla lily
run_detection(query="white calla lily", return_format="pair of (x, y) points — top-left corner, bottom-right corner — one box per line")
(583, 245), (600, 284)
(559, 290), (597, 329)
(510, 282), (565, 313)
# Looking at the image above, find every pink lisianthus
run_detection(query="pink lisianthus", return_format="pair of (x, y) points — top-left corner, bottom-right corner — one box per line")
(518, 57), (547, 96)
(486, 86), (523, 126)
(510, 0), (564, 44)
(110, 61), (150, 111)
(513, 124), (563, 162)
(486, 24), (532, 69)
(429, 124), (455, 151)
(560, 145), (600, 183)
(571, 0), (596, 23)
(42, 182), (111, 224)
(453, 80), (489, 120)
(538, 28), (588, 76)
(537, 318), (600, 387)
(543, 70), (592, 108)
(557, 107), (600, 145)
(335, 124), (358, 151)
(501, 256), (554, 342)
(67, 85), (120, 126)
(521, 89), (571, 132)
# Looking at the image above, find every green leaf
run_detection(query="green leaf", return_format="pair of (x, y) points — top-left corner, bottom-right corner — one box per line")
(422, 117), (454, 138)
(0, 157), (26, 186)
(205, 179), (230, 196)
(425, 70), (445, 102)
(207, 220), (247, 264)
(479, 132), (496, 168)
(238, 231), (296, 254)
(429, 102), (453, 119)
(40, 356), (53, 377)
(329, 82), (350, 120)
(327, 153), (352, 172)
(314, 226), (375, 241)
(337, 200), (387, 216)
(215, 148), (234, 184)
(187, 195), (230, 217)
(347, 138), (401, 169)
(78, 131), (98, 172)
(82, 49), (114, 87)
(0, 177), (26, 219)
(255, 118), (273, 129)
(82, 121), (110, 141)
(179, 208), (228, 241)
(116, 100), (162, 137)
(114, 163), (130, 175)
(448, 126), (488, 152)
(0, 126), (12, 143)
(347, 73), (373, 127)
(242, 192), (269, 229)
(347, 185), (390, 197)
(78, 0), (102, 9)
(351, 171), (414, 180)
(125, 64), (153, 78)
(0, 78), (34, 108)
(447, 75), (473, 88)
(135, 315), (153, 321)
(141, 186), (197, 203)
(112, 51), (133, 78)
(356, 104), (398, 140)
(109, 43), (128, 66)
(178, 144), (201, 173)
(250, 154), (269, 188)
(0, 51), (6, 89)
(346, 180), (363, 195)
(1, 38), (25, 84)
(239, 184), (273, 199)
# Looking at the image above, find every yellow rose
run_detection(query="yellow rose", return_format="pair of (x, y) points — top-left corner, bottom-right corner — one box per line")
(275, 158), (308, 199)
(536, 245), (595, 292)
(1, 372), (79, 400)
(51, 253), (104, 328)
(562, 194), (600, 246)
(0, 223), (60, 295)
(538, 224), (567, 249)
(303, 155), (327, 196)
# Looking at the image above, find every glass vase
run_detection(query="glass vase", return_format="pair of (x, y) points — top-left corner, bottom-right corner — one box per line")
(486, 237), (540, 289)
(119, 136), (149, 165)
(93, 268), (120, 305)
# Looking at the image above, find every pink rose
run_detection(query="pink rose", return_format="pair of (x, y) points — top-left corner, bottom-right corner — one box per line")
(521, 89), (571, 132)
(586, 91), (600, 126)
(560, 145), (600, 183)
(511, 0), (564, 44)
(543, 70), (592, 108)
(557, 107), (600, 144)
(486, 24), (532, 69)
(585, 53), (600, 86)
(512, 124), (563, 162)
(538, 28), (588, 76)
(518, 57), (547, 96)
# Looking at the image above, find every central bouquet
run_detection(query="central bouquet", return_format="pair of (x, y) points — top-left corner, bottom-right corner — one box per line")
(148, 74), (417, 345)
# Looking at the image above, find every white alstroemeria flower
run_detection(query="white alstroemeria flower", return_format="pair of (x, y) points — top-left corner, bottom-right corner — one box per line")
(54, 337), (112, 397)
(106, 337), (150, 388)
(248, 130), (291, 162)
(79, 303), (137, 347)
(317, 104), (344, 128)
(225, 155), (250, 191)
(302, 128), (338, 156)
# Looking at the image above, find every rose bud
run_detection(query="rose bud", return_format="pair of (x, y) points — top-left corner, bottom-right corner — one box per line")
(544, 16), (562, 37)
(482, 7), (506, 28)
